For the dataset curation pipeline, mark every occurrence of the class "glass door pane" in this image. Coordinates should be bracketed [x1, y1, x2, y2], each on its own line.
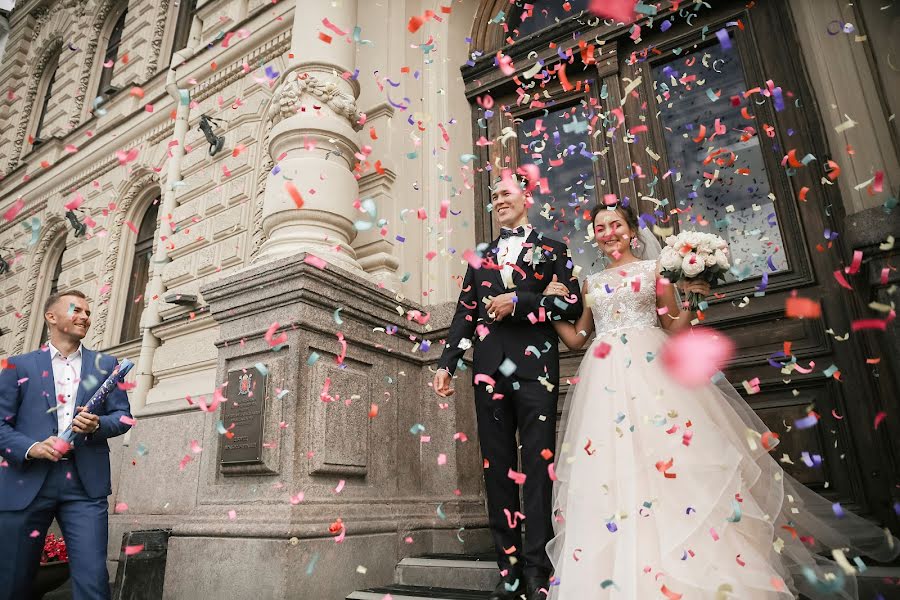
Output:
[516, 102, 604, 277]
[650, 38, 787, 281]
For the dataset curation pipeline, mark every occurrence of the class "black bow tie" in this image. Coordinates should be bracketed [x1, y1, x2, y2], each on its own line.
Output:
[500, 226, 526, 239]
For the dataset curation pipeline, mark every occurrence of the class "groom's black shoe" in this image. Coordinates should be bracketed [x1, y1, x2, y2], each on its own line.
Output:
[489, 569, 524, 600]
[524, 574, 550, 600]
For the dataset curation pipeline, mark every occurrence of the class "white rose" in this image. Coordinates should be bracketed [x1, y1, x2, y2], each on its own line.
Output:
[682, 253, 705, 277]
[660, 247, 681, 270]
[715, 249, 730, 269]
[703, 252, 717, 267]
[665, 235, 678, 247]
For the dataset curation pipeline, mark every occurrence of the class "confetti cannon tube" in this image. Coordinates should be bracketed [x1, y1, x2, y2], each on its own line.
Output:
[59, 359, 134, 444]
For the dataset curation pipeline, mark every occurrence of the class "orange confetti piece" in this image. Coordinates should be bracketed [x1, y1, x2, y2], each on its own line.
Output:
[285, 182, 304, 208]
[785, 297, 821, 319]
[318, 32, 332, 44]
[407, 15, 424, 33]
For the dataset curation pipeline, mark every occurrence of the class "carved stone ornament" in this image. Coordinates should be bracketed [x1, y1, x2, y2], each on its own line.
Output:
[266, 71, 363, 131]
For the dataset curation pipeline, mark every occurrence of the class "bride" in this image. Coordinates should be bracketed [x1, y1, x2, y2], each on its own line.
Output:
[539, 201, 898, 599]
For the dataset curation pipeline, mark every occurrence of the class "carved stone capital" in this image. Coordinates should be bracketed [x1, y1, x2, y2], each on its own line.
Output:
[267, 71, 362, 131]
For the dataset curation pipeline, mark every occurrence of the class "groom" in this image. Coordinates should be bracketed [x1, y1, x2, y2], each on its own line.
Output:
[433, 171, 583, 600]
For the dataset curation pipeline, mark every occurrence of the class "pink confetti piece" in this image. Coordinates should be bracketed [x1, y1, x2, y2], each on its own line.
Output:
[873, 170, 884, 193]
[709, 527, 720, 541]
[115, 148, 139, 165]
[228, 510, 237, 520]
[290, 492, 305, 505]
[504, 509, 526, 528]
[660, 327, 734, 387]
[548, 462, 557, 481]
[30, 530, 41, 538]
[303, 254, 327, 269]
[844, 250, 863, 275]
[124, 544, 144, 556]
[474, 373, 496, 387]
[589, 0, 636, 23]
[874, 411, 887, 429]
[334, 479, 346, 494]
[321, 17, 348, 36]
[593, 341, 612, 359]
[507, 468, 526, 485]
[265, 322, 288, 347]
[3, 198, 24, 222]
[833, 270, 854, 290]
[114, 502, 129, 513]
[453, 432, 468, 442]
[190, 440, 203, 453]
[178, 455, 192, 470]
[119, 415, 136, 426]
[437, 453, 447, 465]
[851, 318, 889, 332]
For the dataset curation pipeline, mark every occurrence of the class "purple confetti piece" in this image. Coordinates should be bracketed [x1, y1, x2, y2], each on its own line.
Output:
[716, 28, 732, 50]
[660, 19, 672, 32]
[606, 522, 618, 533]
[755, 271, 768, 292]
[772, 87, 785, 112]
[767, 255, 778, 272]
[832, 503, 845, 518]
[265, 65, 280, 80]
[767, 212, 777, 227]
[271, 165, 281, 176]
[794, 414, 819, 430]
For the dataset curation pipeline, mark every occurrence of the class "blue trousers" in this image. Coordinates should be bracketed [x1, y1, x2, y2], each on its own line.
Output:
[0, 460, 110, 600]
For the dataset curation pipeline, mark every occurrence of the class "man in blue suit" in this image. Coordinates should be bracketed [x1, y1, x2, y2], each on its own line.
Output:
[0, 289, 132, 600]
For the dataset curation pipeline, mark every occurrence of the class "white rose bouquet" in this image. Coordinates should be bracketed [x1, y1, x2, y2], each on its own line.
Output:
[659, 231, 730, 310]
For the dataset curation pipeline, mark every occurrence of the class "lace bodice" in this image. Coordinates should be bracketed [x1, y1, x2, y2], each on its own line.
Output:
[585, 260, 660, 335]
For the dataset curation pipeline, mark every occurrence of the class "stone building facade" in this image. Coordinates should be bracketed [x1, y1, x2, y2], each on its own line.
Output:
[0, 1, 897, 598]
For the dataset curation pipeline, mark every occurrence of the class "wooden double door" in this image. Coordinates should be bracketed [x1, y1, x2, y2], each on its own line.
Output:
[464, 0, 898, 532]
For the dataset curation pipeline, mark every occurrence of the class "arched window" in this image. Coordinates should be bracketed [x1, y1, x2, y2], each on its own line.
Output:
[97, 5, 128, 101]
[38, 250, 65, 346]
[33, 52, 61, 146]
[120, 198, 159, 343]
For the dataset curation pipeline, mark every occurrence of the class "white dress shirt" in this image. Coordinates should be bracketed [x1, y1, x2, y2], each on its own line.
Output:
[49, 342, 83, 435]
[497, 224, 533, 289]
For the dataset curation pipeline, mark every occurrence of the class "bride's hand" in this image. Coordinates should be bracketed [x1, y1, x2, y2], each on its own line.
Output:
[680, 278, 711, 297]
[543, 274, 569, 296]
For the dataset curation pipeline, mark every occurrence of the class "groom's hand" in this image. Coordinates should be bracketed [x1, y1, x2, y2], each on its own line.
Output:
[485, 293, 516, 321]
[433, 369, 454, 397]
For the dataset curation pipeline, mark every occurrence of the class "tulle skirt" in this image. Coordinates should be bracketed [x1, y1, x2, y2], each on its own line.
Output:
[547, 325, 897, 599]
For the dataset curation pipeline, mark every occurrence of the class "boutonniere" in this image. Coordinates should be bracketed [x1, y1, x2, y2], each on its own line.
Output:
[523, 245, 546, 269]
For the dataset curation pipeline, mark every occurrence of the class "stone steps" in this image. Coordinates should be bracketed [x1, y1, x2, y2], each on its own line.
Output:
[395, 553, 499, 591]
[346, 585, 493, 600]
[347, 553, 502, 600]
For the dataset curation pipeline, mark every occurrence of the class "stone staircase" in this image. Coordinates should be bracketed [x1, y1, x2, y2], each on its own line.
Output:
[346, 553, 900, 600]
[346, 553, 502, 600]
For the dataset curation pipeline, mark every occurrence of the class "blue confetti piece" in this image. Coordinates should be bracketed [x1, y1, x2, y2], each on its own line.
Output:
[716, 28, 732, 50]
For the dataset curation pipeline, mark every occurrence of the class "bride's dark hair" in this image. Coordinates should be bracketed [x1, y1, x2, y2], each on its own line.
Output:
[590, 200, 639, 235]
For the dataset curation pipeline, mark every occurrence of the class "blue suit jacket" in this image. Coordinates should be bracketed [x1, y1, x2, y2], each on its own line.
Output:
[0, 347, 133, 510]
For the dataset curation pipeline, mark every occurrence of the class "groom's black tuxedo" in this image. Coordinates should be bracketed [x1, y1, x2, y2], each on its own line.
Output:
[437, 229, 583, 381]
[437, 227, 583, 579]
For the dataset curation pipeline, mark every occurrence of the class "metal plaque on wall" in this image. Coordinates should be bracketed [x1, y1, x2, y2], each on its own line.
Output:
[220, 368, 268, 465]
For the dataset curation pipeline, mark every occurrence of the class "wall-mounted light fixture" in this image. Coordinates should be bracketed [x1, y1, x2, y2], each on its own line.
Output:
[198, 114, 226, 157]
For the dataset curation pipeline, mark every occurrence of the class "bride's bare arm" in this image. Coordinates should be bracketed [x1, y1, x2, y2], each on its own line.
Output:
[553, 280, 594, 350]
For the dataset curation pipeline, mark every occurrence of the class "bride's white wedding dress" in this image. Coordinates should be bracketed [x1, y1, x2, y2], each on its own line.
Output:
[547, 259, 898, 599]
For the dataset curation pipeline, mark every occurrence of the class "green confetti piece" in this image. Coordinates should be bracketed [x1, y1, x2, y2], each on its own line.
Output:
[307, 352, 320, 366]
[436, 503, 446, 520]
[726, 498, 742, 522]
[254, 363, 268, 375]
[823, 364, 840, 378]
[410, 423, 425, 435]
[333, 308, 344, 325]
[498, 358, 517, 377]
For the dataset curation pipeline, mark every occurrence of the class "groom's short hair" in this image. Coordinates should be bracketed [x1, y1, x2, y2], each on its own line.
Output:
[490, 172, 529, 192]
[44, 289, 88, 318]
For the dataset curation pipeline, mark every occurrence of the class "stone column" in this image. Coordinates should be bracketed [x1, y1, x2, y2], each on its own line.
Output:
[255, 0, 364, 270]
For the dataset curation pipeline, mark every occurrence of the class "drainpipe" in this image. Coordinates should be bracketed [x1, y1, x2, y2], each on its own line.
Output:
[130, 48, 193, 418]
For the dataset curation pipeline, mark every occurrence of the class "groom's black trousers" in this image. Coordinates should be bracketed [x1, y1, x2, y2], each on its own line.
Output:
[474, 370, 557, 577]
